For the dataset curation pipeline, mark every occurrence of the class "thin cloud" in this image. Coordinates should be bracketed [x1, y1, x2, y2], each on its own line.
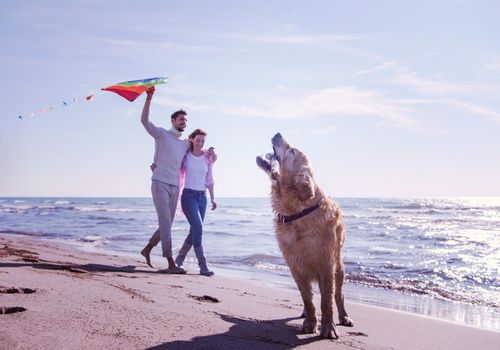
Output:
[392, 68, 500, 96]
[258, 34, 361, 44]
[156, 86, 416, 128]
[355, 61, 397, 76]
[395, 97, 500, 125]
[207, 32, 361, 45]
[354, 52, 438, 76]
[444, 99, 500, 124]
[354, 55, 500, 125]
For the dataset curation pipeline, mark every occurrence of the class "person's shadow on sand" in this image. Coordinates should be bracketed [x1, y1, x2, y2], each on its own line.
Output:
[146, 313, 331, 350]
[0, 262, 159, 274]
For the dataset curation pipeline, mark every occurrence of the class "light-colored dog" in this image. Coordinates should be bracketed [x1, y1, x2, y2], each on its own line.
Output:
[256, 133, 353, 339]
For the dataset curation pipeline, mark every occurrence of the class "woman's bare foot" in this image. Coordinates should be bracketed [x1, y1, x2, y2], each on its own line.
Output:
[140, 244, 154, 268]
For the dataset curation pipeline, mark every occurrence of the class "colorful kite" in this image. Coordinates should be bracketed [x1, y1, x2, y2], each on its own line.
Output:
[17, 76, 168, 119]
[101, 77, 168, 102]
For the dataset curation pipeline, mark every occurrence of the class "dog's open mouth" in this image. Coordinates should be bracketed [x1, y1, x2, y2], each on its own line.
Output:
[256, 153, 280, 180]
[256, 155, 272, 172]
[256, 133, 285, 181]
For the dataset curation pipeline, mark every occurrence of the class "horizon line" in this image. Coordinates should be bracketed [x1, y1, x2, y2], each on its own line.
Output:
[1, 195, 500, 199]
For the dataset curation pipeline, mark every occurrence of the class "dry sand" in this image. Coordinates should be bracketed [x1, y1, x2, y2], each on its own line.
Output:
[0, 234, 498, 349]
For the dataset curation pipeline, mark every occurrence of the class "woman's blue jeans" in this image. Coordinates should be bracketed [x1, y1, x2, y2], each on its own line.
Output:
[181, 188, 207, 248]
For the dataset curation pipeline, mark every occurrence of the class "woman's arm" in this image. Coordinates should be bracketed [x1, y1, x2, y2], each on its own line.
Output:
[208, 185, 217, 210]
[205, 151, 216, 210]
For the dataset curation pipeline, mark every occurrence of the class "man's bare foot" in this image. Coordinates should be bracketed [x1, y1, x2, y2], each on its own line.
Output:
[140, 245, 154, 268]
[159, 266, 186, 274]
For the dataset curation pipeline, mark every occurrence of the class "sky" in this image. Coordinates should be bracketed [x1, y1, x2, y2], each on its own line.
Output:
[1, 0, 499, 198]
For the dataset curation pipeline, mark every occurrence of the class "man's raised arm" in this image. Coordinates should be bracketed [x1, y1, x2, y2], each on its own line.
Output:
[141, 87, 159, 138]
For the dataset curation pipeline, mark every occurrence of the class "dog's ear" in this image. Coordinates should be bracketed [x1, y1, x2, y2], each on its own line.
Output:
[294, 168, 315, 201]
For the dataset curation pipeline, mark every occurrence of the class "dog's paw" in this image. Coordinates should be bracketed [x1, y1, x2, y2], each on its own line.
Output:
[301, 318, 317, 334]
[338, 316, 354, 327]
[320, 322, 339, 339]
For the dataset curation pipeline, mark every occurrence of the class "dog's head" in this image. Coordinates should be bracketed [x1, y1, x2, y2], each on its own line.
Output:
[256, 133, 316, 202]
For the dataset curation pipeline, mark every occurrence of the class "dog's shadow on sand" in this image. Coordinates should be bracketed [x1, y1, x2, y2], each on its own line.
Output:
[147, 313, 328, 350]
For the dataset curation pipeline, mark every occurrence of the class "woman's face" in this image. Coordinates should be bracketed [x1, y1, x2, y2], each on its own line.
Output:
[192, 134, 206, 151]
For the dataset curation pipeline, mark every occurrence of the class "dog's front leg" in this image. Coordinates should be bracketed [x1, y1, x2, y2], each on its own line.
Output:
[293, 272, 317, 334]
[318, 269, 338, 339]
[335, 258, 354, 327]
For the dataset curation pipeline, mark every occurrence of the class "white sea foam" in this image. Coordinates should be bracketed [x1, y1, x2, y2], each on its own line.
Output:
[74, 206, 152, 213]
[79, 235, 106, 243]
[54, 200, 72, 205]
[225, 209, 270, 216]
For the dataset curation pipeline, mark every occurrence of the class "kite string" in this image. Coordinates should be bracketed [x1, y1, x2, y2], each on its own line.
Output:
[17, 90, 101, 120]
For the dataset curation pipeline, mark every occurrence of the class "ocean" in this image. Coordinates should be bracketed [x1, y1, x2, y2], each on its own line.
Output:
[0, 196, 498, 331]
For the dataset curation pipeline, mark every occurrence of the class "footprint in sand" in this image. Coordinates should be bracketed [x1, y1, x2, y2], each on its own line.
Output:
[0, 287, 36, 294]
[189, 295, 220, 303]
[347, 331, 368, 337]
[1, 306, 27, 314]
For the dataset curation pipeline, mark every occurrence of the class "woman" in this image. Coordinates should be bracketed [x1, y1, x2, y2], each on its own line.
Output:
[175, 129, 217, 276]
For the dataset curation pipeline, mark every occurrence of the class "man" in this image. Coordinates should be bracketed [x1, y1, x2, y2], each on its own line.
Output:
[139, 87, 190, 273]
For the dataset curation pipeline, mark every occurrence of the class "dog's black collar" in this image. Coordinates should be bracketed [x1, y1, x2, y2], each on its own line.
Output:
[276, 203, 320, 224]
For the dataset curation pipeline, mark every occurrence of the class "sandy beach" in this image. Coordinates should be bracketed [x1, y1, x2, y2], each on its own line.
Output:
[0, 234, 498, 350]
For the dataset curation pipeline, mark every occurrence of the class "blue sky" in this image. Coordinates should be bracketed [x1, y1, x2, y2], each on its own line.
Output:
[1, 0, 499, 197]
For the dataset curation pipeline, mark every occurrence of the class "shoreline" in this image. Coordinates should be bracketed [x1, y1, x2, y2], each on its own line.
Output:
[5, 230, 499, 331]
[1, 234, 498, 349]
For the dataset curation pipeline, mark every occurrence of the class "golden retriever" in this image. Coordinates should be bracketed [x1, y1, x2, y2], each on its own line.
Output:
[256, 133, 353, 339]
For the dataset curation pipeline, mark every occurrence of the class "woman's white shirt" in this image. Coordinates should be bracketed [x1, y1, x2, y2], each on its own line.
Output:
[183, 152, 208, 191]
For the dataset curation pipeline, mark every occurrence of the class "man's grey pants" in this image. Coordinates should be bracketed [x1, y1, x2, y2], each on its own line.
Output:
[150, 180, 179, 258]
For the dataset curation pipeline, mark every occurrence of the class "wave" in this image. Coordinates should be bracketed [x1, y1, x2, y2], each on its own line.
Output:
[346, 272, 499, 308]
[215, 253, 284, 267]
[0, 229, 74, 239]
[0, 229, 50, 237]
[0, 204, 76, 213]
[74, 206, 153, 213]
[205, 230, 236, 237]
[85, 215, 136, 222]
[54, 200, 73, 205]
[78, 235, 108, 243]
[212, 253, 499, 308]
[224, 209, 270, 217]
[108, 235, 140, 242]
[0, 204, 150, 213]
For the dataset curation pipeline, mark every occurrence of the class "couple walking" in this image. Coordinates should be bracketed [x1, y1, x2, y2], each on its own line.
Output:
[140, 87, 216, 276]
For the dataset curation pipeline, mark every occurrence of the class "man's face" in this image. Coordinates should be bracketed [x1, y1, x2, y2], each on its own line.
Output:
[172, 114, 187, 132]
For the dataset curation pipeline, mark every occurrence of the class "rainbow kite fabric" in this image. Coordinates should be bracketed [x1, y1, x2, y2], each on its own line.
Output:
[101, 77, 168, 102]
